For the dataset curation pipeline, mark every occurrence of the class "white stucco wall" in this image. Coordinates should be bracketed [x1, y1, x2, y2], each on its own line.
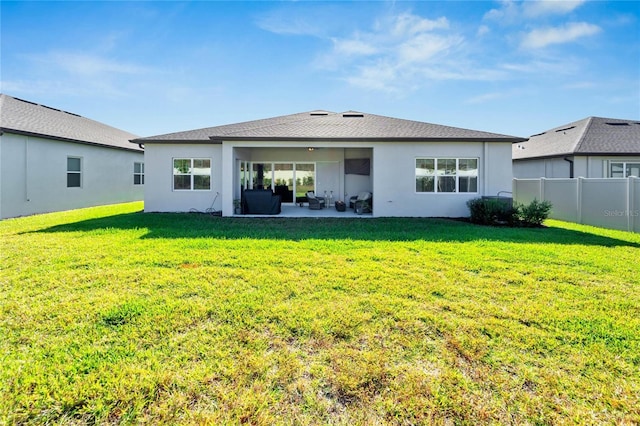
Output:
[585, 156, 640, 178]
[513, 157, 572, 178]
[373, 141, 512, 217]
[514, 156, 640, 178]
[143, 143, 223, 213]
[0, 132, 144, 219]
[145, 140, 512, 218]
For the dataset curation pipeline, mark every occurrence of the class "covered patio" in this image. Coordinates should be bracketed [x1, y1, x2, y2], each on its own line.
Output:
[236, 203, 373, 218]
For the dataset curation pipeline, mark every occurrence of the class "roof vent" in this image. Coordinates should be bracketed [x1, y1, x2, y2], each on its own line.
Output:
[555, 126, 575, 132]
[605, 122, 630, 126]
[343, 113, 364, 118]
[310, 112, 329, 116]
[39, 104, 82, 117]
[530, 132, 546, 137]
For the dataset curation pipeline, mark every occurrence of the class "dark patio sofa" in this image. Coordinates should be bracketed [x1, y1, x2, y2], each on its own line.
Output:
[242, 189, 281, 215]
[274, 185, 293, 203]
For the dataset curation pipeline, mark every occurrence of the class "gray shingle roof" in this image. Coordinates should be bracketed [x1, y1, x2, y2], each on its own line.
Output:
[0, 94, 141, 151]
[513, 116, 640, 160]
[134, 110, 524, 143]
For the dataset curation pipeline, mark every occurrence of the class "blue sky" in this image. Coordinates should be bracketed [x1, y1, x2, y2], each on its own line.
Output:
[1, 1, 638, 137]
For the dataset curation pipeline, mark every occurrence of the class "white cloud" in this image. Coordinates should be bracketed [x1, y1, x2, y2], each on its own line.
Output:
[331, 37, 378, 56]
[500, 58, 581, 75]
[313, 12, 484, 91]
[397, 33, 463, 64]
[256, 15, 323, 37]
[7, 50, 156, 99]
[523, 0, 586, 18]
[390, 14, 449, 37]
[483, 0, 521, 23]
[465, 91, 511, 105]
[477, 25, 490, 37]
[521, 22, 601, 49]
[0, 78, 129, 98]
[30, 51, 151, 76]
[346, 61, 399, 92]
[484, 0, 587, 22]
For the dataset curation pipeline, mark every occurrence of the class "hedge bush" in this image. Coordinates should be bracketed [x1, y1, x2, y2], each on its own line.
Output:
[467, 198, 552, 227]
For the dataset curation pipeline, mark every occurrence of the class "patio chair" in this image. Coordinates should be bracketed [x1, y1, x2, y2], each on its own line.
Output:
[352, 191, 372, 214]
[306, 191, 326, 210]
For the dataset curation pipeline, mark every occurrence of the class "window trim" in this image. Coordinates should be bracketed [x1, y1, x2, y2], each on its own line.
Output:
[415, 157, 479, 194]
[134, 162, 145, 185]
[610, 161, 640, 178]
[67, 156, 82, 188]
[172, 158, 212, 191]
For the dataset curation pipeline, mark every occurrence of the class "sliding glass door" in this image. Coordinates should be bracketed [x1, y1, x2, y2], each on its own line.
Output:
[295, 164, 315, 199]
[244, 162, 315, 204]
[274, 163, 294, 202]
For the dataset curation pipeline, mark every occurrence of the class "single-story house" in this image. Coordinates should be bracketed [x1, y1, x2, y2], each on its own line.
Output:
[132, 110, 524, 217]
[513, 116, 640, 179]
[0, 94, 144, 219]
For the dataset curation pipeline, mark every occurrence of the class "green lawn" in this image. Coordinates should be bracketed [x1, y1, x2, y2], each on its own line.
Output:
[1, 202, 639, 424]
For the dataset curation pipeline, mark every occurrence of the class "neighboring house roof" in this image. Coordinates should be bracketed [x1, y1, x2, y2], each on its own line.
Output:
[0, 94, 141, 152]
[133, 110, 525, 144]
[513, 116, 640, 160]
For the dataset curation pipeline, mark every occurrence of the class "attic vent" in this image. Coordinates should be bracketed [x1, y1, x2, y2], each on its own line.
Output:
[343, 113, 364, 118]
[310, 112, 329, 116]
[605, 122, 630, 126]
[555, 126, 575, 132]
[530, 132, 546, 137]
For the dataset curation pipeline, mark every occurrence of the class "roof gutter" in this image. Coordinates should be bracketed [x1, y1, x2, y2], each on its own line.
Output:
[3, 127, 144, 153]
[208, 136, 527, 143]
[515, 152, 640, 161]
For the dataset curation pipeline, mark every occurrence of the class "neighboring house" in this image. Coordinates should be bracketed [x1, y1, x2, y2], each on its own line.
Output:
[0, 94, 144, 219]
[133, 110, 523, 217]
[513, 116, 640, 179]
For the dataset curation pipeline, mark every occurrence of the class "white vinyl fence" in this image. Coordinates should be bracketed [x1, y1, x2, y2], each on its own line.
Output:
[513, 177, 640, 233]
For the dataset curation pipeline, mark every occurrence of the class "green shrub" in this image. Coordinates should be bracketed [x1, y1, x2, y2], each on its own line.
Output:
[467, 198, 552, 227]
[517, 198, 552, 227]
[467, 198, 518, 226]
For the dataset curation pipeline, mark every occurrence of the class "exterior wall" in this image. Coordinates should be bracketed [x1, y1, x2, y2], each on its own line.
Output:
[0, 132, 144, 219]
[148, 140, 512, 218]
[514, 156, 640, 179]
[344, 148, 373, 200]
[373, 141, 512, 217]
[143, 143, 223, 213]
[513, 158, 571, 178]
[586, 156, 640, 178]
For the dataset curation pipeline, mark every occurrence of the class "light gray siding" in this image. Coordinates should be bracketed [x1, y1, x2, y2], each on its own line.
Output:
[0, 132, 144, 219]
